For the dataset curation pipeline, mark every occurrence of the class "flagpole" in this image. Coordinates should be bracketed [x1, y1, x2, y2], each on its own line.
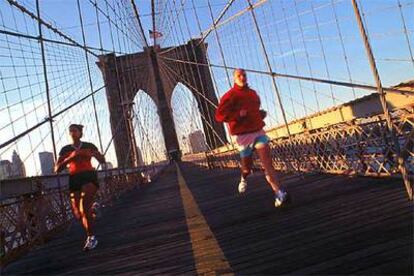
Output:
[151, 0, 156, 47]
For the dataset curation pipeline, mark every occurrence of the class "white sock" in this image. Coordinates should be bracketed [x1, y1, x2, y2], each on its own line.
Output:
[276, 190, 285, 197]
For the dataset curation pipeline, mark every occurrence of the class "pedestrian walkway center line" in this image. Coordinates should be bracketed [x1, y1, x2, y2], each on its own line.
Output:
[176, 164, 233, 275]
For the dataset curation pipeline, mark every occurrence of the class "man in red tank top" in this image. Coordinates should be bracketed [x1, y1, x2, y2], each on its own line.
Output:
[216, 69, 290, 208]
[55, 124, 105, 250]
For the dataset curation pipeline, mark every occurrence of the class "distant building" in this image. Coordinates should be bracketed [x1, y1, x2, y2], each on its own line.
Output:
[11, 150, 26, 178]
[39, 151, 54, 175]
[136, 147, 143, 166]
[188, 130, 207, 154]
[0, 160, 12, 180]
[181, 135, 190, 155]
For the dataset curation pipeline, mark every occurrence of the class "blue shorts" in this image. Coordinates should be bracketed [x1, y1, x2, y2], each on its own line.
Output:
[239, 135, 270, 158]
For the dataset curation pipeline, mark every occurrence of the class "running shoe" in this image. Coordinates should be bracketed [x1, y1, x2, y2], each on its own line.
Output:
[238, 177, 248, 193]
[83, 235, 98, 251]
[274, 190, 290, 208]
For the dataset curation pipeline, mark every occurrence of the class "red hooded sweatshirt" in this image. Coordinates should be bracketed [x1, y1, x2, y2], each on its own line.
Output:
[215, 84, 265, 135]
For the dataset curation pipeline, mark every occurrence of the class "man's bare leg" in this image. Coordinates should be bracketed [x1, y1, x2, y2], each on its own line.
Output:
[256, 144, 289, 207]
[238, 156, 253, 193]
[256, 144, 281, 193]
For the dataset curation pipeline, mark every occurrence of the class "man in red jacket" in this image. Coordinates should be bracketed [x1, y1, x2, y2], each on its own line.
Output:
[215, 69, 289, 207]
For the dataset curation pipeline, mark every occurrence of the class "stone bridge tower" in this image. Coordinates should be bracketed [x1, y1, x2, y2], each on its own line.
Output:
[97, 39, 227, 168]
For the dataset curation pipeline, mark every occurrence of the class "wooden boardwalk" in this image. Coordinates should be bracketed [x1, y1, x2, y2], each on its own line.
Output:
[4, 162, 413, 275]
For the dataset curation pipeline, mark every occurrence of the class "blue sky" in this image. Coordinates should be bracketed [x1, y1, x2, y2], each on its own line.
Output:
[0, 0, 413, 176]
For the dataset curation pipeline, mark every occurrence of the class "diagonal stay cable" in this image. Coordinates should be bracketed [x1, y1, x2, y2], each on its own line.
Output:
[159, 56, 411, 96]
[0, 85, 105, 151]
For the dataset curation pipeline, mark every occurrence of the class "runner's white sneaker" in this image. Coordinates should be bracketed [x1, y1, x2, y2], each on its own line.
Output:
[83, 235, 98, 251]
[238, 177, 248, 193]
[274, 190, 289, 208]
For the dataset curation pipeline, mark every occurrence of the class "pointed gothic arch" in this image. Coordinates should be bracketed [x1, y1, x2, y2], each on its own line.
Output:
[97, 39, 226, 167]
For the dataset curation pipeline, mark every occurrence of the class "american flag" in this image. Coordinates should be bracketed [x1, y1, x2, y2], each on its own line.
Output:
[149, 30, 163, 38]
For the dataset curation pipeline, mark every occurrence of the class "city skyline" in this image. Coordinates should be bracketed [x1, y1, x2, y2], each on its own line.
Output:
[39, 151, 54, 176]
[0, 150, 26, 180]
[189, 130, 208, 154]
